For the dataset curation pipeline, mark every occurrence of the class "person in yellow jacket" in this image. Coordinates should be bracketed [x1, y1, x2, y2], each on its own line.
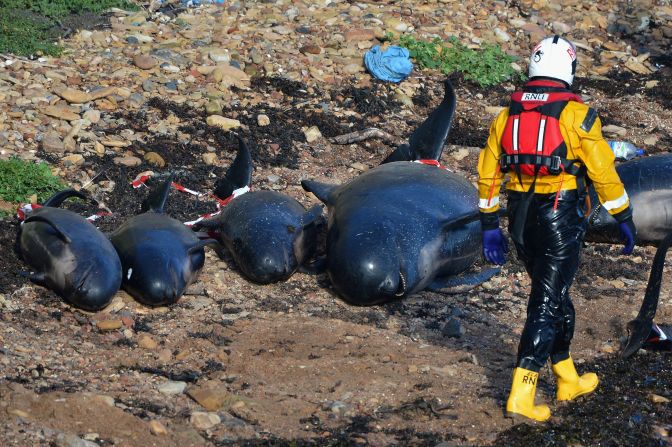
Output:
[477, 35, 637, 422]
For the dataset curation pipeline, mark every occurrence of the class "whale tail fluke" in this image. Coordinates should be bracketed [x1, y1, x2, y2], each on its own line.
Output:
[43, 189, 94, 208]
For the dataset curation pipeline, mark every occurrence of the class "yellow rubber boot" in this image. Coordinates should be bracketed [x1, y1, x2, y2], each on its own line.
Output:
[505, 368, 551, 422]
[552, 356, 598, 401]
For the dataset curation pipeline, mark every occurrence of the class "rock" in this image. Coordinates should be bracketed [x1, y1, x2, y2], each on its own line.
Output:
[190, 411, 221, 430]
[149, 420, 168, 436]
[551, 21, 572, 34]
[304, 126, 322, 143]
[494, 28, 511, 43]
[97, 319, 123, 330]
[602, 125, 627, 137]
[54, 87, 90, 104]
[138, 334, 158, 350]
[625, 58, 652, 75]
[202, 153, 218, 165]
[344, 29, 376, 41]
[187, 386, 244, 411]
[350, 162, 367, 171]
[158, 381, 187, 396]
[257, 114, 270, 126]
[650, 393, 670, 404]
[8, 409, 29, 418]
[645, 80, 659, 89]
[41, 132, 65, 153]
[55, 433, 99, 447]
[209, 50, 230, 63]
[441, 317, 465, 338]
[206, 115, 241, 130]
[62, 154, 84, 166]
[451, 148, 470, 161]
[300, 45, 322, 55]
[43, 106, 80, 121]
[384, 18, 408, 33]
[142, 80, 156, 92]
[113, 156, 143, 167]
[485, 106, 505, 115]
[205, 100, 222, 116]
[144, 152, 166, 168]
[133, 54, 158, 70]
[83, 109, 101, 124]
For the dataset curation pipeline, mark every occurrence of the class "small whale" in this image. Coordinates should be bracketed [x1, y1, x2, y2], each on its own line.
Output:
[302, 80, 498, 305]
[18, 190, 122, 311]
[194, 137, 325, 284]
[110, 175, 221, 306]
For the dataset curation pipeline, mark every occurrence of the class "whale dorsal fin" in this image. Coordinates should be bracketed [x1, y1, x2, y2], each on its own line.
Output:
[301, 180, 337, 205]
[43, 189, 93, 208]
[23, 214, 72, 243]
[215, 136, 253, 200]
[141, 173, 174, 213]
[382, 79, 456, 164]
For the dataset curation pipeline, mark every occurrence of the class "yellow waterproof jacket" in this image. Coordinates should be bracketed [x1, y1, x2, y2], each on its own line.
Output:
[478, 100, 630, 217]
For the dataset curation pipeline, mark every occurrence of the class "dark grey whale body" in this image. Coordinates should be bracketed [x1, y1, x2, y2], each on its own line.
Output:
[110, 177, 220, 306]
[302, 80, 497, 305]
[18, 190, 122, 311]
[194, 138, 324, 284]
[587, 154, 672, 245]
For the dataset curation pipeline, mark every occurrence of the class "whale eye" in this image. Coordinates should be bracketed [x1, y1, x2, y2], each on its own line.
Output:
[286, 225, 296, 234]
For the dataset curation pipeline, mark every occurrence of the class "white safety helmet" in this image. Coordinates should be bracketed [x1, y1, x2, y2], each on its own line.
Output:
[528, 36, 577, 86]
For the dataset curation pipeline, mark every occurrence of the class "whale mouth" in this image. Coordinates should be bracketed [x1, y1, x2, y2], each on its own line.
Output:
[395, 272, 406, 297]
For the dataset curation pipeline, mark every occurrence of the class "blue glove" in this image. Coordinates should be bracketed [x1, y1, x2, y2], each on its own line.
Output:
[483, 228, 509, 265]
[619, 218, 636, 255]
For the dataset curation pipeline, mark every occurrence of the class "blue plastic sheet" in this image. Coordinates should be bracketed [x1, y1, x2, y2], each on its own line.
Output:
[364, 45, 413, 83]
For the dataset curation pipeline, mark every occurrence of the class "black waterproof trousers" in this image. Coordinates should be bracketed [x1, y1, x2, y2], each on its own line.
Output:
[507, 189, 587, 372]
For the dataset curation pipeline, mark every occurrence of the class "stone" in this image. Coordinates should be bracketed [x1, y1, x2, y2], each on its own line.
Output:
[257, 114, 270, 126]
[158, 381, 187, 396]
[62, 154, 84, 166]
[300, 45, 322, 55]
[190, 412, 221, 430]
[83, 109, 101, 124]
[206, 115, 241, 130]
[187, 386, 243, 411]
[113, 156, 143, 167]
[625, 58, 652, 75]
[551, 21, 572, 34]
[54, 87, 90, 104]
[41, 132, 65, 153]
[645, 80, 659, 89]
[133, 54, 158, 70]
[205, 100, 223, 116]
[144, 152, 166, 168]
[55, 433, 99, 447]
[149, 420, 168, 435]
[209, 50, 230, 63]
[97, 319, 123, 330]
[202, 153, 218, 165]
[441, 317, 465, 338]
[602, 125, 627, 137]
[350, 162, 367, 171]
[304, 126, 322, 143]
[650, 393, 670, 404]
[43, 106, 80, 121]
[344, 29, 376, 41]
[138, 334, 158, 350]
[494, 28, 511, 43]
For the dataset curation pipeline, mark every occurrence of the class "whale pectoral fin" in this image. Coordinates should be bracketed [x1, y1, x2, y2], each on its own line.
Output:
[42, 189, 94, 208]
[428, 267, 501, 294]
[191, 217, 220, 232]
[189, 238, 226, 259]
[621, 230, 672, 358]
[23, 215, 72, 243]
[441, 211, 480, 232]
[301, 180, 337, 205]
[302, 205, 325, 228]
[141, 173, 174, 213]
[214, 136, 253, 200]
[298, 256, 327, 275]
[27, 271, 47, 286]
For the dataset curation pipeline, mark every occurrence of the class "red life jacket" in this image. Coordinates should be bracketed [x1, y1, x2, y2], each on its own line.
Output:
[500, 82, 585, 178]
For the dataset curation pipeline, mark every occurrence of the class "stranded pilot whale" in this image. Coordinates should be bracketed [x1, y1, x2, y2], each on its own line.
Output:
[586, 153, 672, 246]
[110, 175, 221, 306]
[301, 80, 498, 305]
[18, 189, 122, 311]
[193, 137, 325, 284]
